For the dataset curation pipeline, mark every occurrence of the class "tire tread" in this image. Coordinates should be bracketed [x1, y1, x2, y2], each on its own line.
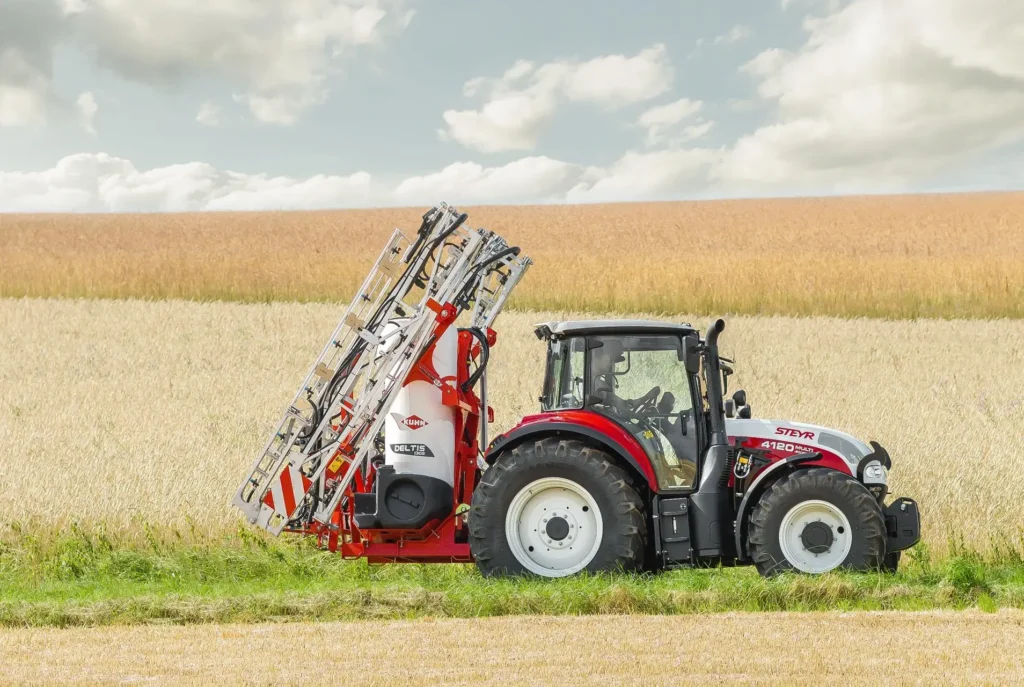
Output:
[470, 437, 647, 577]
[747, 468, 886, 577]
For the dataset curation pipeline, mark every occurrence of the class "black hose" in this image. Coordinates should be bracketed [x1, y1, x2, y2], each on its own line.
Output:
[405, 208, 445, 264]
[413, 212, 469, 286]
[453, 246, 522, 309]
[461, 327, 490, 393]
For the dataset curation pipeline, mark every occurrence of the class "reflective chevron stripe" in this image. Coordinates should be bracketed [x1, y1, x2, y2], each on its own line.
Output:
[263, 464, 311, 519]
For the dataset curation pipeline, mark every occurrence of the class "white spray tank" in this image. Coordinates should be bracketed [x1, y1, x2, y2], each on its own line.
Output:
[377, 319, 458, 486]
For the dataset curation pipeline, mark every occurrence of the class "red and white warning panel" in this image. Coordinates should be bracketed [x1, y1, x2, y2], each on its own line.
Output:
[257, 463, 313, 531]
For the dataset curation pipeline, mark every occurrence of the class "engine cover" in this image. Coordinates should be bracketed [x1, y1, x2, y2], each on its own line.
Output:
[726, 418, 872, 475]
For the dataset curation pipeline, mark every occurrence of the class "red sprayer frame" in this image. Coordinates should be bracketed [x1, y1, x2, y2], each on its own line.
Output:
[285, 304, 495, 564]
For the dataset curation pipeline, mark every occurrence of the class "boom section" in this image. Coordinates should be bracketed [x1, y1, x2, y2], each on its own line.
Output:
[230, 203, 531, 535]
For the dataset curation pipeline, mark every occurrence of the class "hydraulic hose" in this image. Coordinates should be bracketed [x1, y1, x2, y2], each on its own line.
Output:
[461, 327, 490, 393]
[454, 246, 522, 309]
[413, 212, 469, 287]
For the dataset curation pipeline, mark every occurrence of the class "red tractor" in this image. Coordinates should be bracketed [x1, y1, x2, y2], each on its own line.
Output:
[232, 204, 920, 578]
[474, 318, 919, 576]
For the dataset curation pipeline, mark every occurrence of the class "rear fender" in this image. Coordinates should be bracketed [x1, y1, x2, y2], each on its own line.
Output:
[486, 411, 658, 490]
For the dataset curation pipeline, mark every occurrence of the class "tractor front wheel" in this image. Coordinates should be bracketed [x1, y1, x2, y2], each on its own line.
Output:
[469, 438, 646, 578]
[748, 468, 886, 577]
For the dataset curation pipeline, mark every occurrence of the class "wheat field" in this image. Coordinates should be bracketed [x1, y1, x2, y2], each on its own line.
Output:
[1, 297, 1021, 550]
[4, 192, 1024, 318]
[4, 611, 1024, 685]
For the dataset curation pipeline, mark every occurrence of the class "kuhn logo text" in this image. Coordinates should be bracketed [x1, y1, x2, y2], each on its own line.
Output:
[401, 415, 428, 430]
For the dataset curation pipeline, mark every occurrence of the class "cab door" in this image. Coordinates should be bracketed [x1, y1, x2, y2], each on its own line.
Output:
[583, 334, 702, 491]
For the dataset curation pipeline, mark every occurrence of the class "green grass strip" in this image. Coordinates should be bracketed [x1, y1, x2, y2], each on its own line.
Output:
[2, 532, 1023, 627]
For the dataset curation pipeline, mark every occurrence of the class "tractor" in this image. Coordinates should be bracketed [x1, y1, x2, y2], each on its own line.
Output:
[231, 203, 920, 578]
[473, 318, 920, 577]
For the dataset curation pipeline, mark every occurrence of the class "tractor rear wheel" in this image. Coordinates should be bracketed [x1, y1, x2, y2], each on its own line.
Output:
[748, 468, 886, 577]
[469, 438, 646, 578]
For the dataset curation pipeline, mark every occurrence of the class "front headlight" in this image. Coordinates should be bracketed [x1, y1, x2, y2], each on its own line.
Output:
[863, 461, 888, 482]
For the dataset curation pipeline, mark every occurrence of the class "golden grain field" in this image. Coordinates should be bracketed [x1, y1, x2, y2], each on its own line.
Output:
[4, 192, 1024, 318]
[3, 611, 1024, 685]
[1, 297, 1021, 550]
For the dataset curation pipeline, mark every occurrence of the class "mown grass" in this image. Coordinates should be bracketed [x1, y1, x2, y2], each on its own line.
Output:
[2, 525, 1023, 628]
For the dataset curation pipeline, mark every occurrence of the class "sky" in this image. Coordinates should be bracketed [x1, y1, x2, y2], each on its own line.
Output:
[0, 0, 1022, 212]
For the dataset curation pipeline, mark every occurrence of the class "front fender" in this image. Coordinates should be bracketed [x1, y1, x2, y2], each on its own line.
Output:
[733, 452, 822, 563]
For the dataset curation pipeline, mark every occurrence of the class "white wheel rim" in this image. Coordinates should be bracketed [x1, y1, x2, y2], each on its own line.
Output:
[504, 477, 603, 577]
[778, 499, 853, 574]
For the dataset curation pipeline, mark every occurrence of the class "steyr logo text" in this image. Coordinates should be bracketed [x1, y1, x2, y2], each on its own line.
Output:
[775, 427, 815, 440]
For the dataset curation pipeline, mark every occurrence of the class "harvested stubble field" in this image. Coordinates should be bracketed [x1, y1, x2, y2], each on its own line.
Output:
[3, 192, 1024, 318]
[4, 611, 1024, 686]
[1, 297, 1022, 551]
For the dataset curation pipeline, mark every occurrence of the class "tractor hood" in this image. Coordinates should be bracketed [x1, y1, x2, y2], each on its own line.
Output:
[725, 418, 873, 469]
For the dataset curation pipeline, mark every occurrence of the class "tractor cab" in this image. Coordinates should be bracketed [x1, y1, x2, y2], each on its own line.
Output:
[533, 320, 707, 491]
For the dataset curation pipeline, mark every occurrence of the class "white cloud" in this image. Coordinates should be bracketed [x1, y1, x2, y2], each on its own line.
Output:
[76, 91, 97, 134]
[77, 0, 409, 125]
[440, 93, 556, 154]
[0, 148, 723, 211]
[714, 25, 752, 45]
[567, 148, 721, 203]
[637, 98, 709, 146]
[0, 153, 372, 212]
[195, 101, 221, 127]
[394, 157, 585, 205]
[0, 0, 412, 128]
[441, 45, 674, 153]
[679, 121, 715, 143]
[0, 1, 67, 128]
[560, 45, 675, 107]
[719, 0, 1024, 190]
[0, 77, 49, 128]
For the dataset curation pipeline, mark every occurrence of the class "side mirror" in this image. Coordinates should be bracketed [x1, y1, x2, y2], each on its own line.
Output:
[723, 398, 737, 418]
[738, 404, 752, 419]
[682, 336, 701, 375]
[732, 389, 747, 406]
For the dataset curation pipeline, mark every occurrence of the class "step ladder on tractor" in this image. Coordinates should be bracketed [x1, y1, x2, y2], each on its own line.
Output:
[232, 203, 920, 577]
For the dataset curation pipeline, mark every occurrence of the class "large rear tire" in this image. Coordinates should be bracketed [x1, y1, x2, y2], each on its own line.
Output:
[882, 551, 901, 573]
[469, 438, 646, 578]
[748, 468, 886, 577]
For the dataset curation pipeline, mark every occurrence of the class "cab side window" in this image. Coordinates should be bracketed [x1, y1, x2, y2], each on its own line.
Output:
[541, 337, 586, 410]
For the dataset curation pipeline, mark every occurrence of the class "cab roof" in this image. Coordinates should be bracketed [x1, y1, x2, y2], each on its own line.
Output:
[534, 319, 697, 339]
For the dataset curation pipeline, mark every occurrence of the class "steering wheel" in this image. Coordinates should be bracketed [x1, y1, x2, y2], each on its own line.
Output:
[629, 386, 661, 415]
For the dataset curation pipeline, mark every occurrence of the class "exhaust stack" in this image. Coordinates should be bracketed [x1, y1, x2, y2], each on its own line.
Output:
[689, 318, 734, 558]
